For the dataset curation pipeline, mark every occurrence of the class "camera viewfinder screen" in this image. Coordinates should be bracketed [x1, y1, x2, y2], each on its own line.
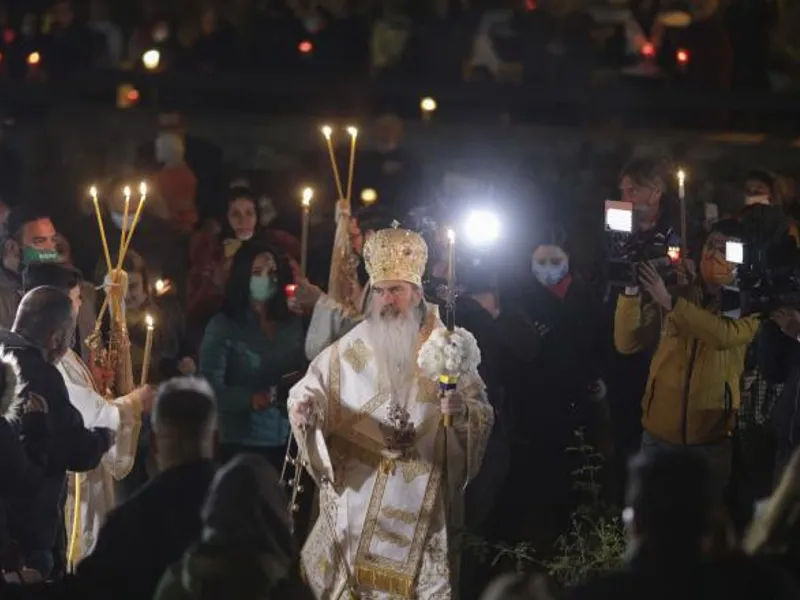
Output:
[605, 201, 633, 233]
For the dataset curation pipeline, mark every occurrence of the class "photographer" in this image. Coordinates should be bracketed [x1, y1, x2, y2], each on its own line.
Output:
[614, 224, 760, 489]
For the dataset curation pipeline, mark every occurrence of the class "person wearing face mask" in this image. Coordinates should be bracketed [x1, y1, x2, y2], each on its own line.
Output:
[199, 242, 304, 470]
[0, 287, 114, 579]
[496, 230, 607, 552]
[614, 220, 761, 492]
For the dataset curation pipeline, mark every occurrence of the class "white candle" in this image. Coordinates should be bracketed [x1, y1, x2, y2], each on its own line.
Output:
[301, 187, 314, 277]
[140, 314, 154, 386]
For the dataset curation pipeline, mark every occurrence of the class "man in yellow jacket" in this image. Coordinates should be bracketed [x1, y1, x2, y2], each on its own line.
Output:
[614, 228, 760, 488]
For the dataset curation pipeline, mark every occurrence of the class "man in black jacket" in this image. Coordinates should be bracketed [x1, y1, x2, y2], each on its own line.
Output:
[0, 286, 114, 579]
[77, 377, 217, 600]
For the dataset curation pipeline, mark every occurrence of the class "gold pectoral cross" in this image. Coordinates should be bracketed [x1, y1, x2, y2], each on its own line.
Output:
[380, 403, 416, 457]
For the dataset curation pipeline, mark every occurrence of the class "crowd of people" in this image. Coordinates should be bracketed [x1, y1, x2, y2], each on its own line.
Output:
[0, 0, 791, 89]
[0, 65, 799, 599]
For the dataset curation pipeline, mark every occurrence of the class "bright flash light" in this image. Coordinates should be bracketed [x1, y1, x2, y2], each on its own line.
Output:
[420, 97, 437, 113]
[726, 241, 744, 265]
[301, 187, 314, 207]
[605, 201, 633, 233]
[347, 126, 358, 137]
[360, 188, 377, 204]
[27, 51, 40, 66]
[321, 125, 333, 138]
[142, 49, 160, 70]
[464, 210, 499, 246]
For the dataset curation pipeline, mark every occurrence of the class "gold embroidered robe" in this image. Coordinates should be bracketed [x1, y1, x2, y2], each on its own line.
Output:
[288, 307, 494, 600]
[58, 350, 142, 563]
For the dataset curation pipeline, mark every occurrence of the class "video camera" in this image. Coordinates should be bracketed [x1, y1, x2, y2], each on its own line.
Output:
[604, 200, 682, 287]
[727, 205, 800, 314]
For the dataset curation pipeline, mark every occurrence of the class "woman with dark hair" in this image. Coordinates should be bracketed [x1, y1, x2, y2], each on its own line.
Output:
[154, 454, 313, 600]
[187, 186, 262, 330]
[199, 241, 304, 468]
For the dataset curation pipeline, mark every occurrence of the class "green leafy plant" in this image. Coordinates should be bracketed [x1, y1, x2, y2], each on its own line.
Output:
[542, 428, 626, 586]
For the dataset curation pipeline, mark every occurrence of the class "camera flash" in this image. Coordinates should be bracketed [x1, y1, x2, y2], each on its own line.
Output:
[605, 201, 633, 233]
[725, 241, 744, 265]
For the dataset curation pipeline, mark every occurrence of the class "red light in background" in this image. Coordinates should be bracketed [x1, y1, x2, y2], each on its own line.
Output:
[127, 88, 140, 102]
[668, 246, 681, 263]
[2, 29, 14, 45]
[285, 284, 297, 299]
[525, 0, 536, 10]
[298, 40, 313, 54]
[0, 52, 3, 63]
[641, 42, 655, 58]
[27, 51, 40, 66]
[676, 49, 689, 65]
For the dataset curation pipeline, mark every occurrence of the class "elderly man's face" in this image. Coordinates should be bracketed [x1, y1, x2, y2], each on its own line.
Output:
[372, 280, 421, 319]
[21, 218, 57, 251]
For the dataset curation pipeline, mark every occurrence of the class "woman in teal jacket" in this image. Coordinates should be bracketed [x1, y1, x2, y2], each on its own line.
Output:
[199, 241, 305, 468]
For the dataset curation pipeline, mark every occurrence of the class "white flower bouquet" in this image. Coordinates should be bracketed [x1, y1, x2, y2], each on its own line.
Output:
[417, 326, 482, 382]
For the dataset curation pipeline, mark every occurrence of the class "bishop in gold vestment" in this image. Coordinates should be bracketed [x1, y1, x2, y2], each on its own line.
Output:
[289, 228, 494, 599]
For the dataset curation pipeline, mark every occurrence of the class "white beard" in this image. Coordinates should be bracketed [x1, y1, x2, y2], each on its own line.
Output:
[366, 304, 422, 399]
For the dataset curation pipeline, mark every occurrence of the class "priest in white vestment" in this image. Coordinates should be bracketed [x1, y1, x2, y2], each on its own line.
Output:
[59, 349, 153, 565]
[288, 227, 494, 599]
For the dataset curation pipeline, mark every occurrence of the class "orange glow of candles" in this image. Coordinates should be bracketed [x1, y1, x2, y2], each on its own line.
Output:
[345, 126, 358, 203]
[90, 185, 113, 273]
[140, 314, 154, 385]
[300, 187, 314, 277]
[321, 125, 345, 201]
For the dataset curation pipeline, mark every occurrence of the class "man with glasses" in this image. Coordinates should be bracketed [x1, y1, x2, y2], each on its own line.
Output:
[614, 220, 760, 490]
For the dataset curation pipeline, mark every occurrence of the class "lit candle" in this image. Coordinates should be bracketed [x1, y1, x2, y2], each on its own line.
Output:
[346, 126, 358, 203]
[140, 314, 154, 386]
[119, 181, 147, 263]
[116, 185, 131, 271]
[300, 187, 314, 277]
[90, 185, 113, 273]
[420, 97, 437, 121]
[321, 125, 345, 201]
[155, 279, 166, 296]
[677, 168, 688, 255]
[446, 228, 456, 287]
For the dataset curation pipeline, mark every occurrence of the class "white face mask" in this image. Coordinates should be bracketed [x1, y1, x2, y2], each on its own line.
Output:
[745, 195, 770, 206]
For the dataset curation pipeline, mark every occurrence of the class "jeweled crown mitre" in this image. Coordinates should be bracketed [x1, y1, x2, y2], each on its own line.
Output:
[363, 226, 428, 287]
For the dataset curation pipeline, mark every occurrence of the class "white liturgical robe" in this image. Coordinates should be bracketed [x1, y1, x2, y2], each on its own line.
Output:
[58, 350, 142, 565]
[288, 305, 494, 599]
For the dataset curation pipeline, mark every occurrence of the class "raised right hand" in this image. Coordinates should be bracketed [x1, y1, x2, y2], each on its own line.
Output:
[131, 386, 156, 415]
[289, 398, 317, 430]
[292, 279, 323, 312]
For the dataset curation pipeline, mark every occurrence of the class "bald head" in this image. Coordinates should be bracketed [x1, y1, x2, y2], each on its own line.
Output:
[151, 377, 218, 471]
[13, 286, 75, 363]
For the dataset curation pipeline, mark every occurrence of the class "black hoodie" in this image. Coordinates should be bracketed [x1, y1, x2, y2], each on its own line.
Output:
[0, 329, 112, 557]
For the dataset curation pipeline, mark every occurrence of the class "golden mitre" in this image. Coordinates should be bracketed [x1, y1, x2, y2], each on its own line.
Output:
[363, 226, 428, 287]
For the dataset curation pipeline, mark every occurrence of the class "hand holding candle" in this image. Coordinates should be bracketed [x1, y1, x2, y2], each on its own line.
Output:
[140, 314, 155, 386]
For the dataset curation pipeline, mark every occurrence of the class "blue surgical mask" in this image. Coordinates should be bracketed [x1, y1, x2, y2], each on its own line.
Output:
[532, 261, 569, 286]
[250, 275, 277, 302]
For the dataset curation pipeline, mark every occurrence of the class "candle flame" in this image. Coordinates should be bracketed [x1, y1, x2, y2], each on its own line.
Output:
[321, 125, 333, 139]
[677, 168, 686, 183]
[446, 228, 456, 243]
[123, 185, 131, 198]
[89, 185, 98, 198]
[301, 187, 314, 207]
[139, 181, 148, 196]
[145, 314, 154, 328]
[155, 279, 165, 293]
[346, 126, 358, 137]
[420, 97, 437, 112]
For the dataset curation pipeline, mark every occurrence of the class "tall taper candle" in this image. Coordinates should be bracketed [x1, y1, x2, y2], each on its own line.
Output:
[90, 186, 114, 273]
[301, 187, 314, 277]
[140, 314, 154, 386]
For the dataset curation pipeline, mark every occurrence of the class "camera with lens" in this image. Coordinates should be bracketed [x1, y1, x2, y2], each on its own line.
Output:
[728, 205, 800, 315]
[604, 200, 682, 287]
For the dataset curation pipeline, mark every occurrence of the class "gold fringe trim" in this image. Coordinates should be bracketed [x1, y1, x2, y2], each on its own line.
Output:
[66, 472, 82, 572]
[355, 564, 415, 598]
